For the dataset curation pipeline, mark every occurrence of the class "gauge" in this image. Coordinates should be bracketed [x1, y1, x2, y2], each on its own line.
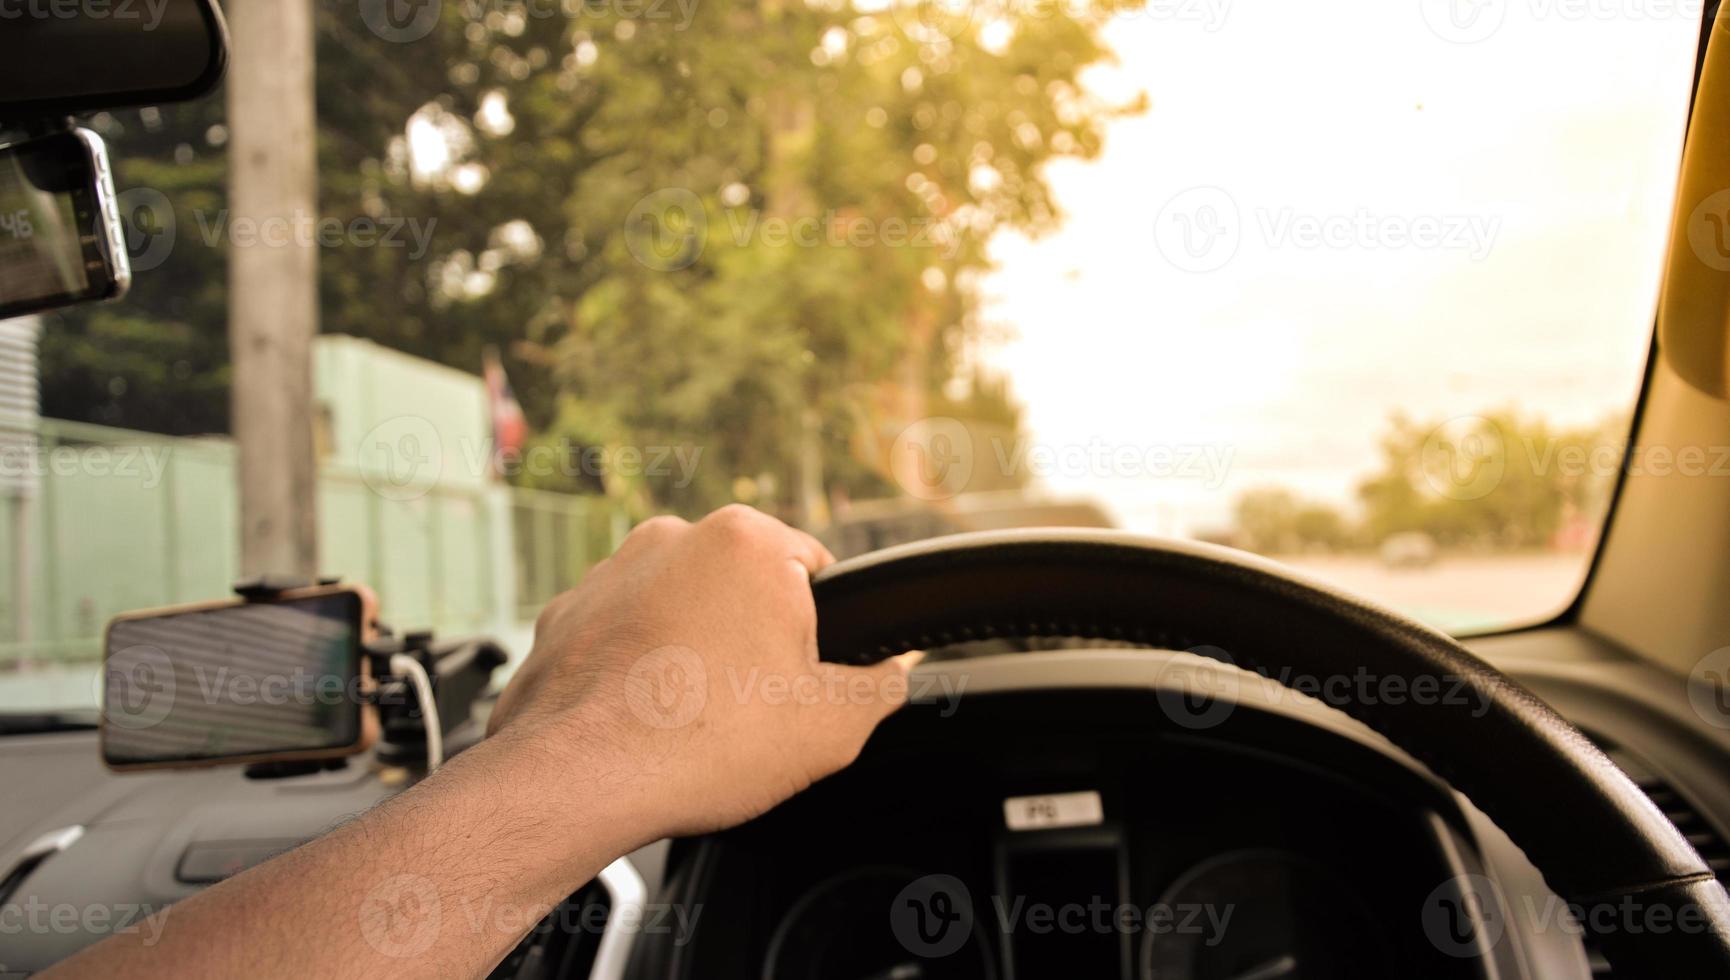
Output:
[1142, 849, 1391, 980]
[765, 866, 997, 980]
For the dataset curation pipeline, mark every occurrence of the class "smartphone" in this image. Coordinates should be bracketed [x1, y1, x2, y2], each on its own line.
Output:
[0, 128, 130, 321]
[101, 586, 380, 771]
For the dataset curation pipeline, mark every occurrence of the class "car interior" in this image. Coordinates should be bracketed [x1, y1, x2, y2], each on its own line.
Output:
[5, 1, 1730, 979]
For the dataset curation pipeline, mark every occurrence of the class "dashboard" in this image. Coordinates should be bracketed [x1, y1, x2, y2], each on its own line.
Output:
[3, 627, 1730, 979]
[642, 686, 1486, 980]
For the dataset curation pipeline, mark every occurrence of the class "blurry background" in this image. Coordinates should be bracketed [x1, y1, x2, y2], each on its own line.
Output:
[0, 0, 1703, 708]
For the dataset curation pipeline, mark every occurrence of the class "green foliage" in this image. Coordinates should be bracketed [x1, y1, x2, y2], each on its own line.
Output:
[1356, 410, 1622, 550]
[1233, 410, 1628, 555]
[1234, 486, 1352, 555]
[42, 1, 1139, 522]
[439, 0, 1139, 516]
[41, 103, 230, 432]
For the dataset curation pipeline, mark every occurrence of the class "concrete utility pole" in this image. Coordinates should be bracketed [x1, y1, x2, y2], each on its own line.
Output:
[226, 0, 320, 577]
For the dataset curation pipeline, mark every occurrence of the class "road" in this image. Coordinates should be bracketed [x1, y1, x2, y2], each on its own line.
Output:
[1276, 552, 1590, 634]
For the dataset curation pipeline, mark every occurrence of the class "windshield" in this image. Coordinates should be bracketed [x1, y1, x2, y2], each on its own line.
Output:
[0, 0, 1702, 718]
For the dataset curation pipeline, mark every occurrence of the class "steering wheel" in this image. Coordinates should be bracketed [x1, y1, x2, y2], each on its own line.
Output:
[810, 530, 1730, 976]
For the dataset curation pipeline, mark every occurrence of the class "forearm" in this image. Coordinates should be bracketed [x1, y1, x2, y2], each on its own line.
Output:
[42, 729, 647, 980]
[44, 507, 902, 978]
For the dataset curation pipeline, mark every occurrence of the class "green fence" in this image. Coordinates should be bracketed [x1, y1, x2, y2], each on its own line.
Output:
[509, 486, 628, 622]
[0, 419, 626, 667]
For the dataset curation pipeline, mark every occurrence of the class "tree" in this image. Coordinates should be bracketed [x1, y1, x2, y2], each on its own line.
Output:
[1233, 487, 1350, 555]
[41, 0, 1145, 525]
[1355, 410, 1624, 550]
[521, 0, 1141, 516]
[39, 101, 231, 434]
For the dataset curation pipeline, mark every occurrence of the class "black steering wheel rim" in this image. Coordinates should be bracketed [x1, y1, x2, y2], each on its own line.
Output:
[811, 529, 1730, 976]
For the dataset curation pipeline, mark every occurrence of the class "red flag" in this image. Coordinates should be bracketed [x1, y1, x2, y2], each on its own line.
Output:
[483, 346, 527, 479]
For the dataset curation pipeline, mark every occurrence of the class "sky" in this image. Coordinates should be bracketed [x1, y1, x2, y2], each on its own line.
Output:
[977, 0, 1701, 534]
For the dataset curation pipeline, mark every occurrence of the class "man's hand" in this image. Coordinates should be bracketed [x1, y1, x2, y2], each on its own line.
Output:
[489, 504, 915, 841]
[44, 505, 913, 980]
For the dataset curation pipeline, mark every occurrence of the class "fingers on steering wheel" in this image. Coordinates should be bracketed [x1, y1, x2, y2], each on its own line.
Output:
[786, 527, 836, 577]
[820, 651, 922, 728]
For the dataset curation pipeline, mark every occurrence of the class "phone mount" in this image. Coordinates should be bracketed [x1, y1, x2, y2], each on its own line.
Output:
[367, 630, 507, 770]
[229, 576, 505, 780]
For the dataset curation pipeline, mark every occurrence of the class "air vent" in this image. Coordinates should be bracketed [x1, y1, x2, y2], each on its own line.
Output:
[0, 825, 82, 906]
[1595, 740, 1730, 887]
[1581, 734, 1730, 976]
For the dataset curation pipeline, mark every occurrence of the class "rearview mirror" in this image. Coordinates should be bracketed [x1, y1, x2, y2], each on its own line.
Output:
[0, 0, 228, 120]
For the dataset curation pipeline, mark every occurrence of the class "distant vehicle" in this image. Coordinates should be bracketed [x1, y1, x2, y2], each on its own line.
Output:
[1379, 531, 1438, 569]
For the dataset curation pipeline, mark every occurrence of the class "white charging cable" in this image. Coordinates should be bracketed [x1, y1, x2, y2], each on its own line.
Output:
[389, 653, 443, 771]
